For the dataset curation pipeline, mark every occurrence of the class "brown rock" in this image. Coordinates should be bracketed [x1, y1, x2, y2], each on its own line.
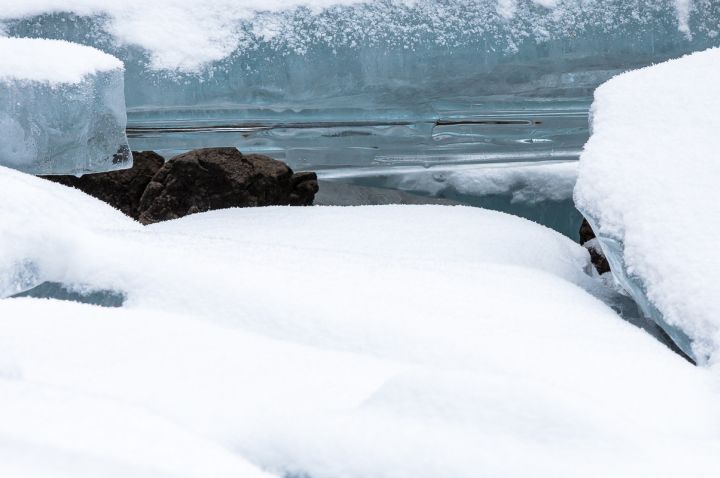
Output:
[579, 218, 611, 275]
[137, 148, 316, 224]
[290, 171, 320, 206]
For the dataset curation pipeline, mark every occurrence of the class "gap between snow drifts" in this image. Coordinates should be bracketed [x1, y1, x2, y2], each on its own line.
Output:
[0, 0, 700, 72]
[11, 282, 126, 308]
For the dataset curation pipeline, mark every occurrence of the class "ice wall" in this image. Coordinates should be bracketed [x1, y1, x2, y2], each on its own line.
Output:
[1, 1, 718, 172]
[0, 38, 131, 175]
[2, 1, 715, 105]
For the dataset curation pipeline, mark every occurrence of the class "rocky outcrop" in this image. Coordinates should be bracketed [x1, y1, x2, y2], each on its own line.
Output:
[579, 218, 610, 274]
[41, 148, 318, 224]
[42, 151, 164, 218]
[137, 148, 317, 224]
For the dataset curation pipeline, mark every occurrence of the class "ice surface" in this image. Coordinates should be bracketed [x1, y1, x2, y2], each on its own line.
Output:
[2, 1, 718, 171]
[0, 38, 130, 175]
[326, 161, 583, 237]
[575, 47, 720, 364]
[2, 165, 720, 476]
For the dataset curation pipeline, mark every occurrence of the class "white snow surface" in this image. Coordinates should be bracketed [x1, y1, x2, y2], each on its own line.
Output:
[2, 164, 720, 476]
[0, 37, 122, 84]
[575, 47, 720, 363]
[0, 0, 696, 71]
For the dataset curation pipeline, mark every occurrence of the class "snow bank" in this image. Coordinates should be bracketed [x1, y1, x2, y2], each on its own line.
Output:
[0, 375, 273, 478]
[575, 47, 720, 363]
[0, 166, 137, 296]
[0, 37, 122, 84]
[0, 38, 130, 175]
[2, 165, 720, 476]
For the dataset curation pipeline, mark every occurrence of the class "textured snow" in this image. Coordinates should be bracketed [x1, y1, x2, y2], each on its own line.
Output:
[2, 165, 720, 476]
[575, 47, 720, 363]
[0, 0, 700, 71]
[0, 37, 122, 84]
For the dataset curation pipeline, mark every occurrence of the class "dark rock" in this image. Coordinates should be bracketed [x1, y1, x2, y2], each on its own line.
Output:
[40, 148, 317, 224]
[137, 148, 315, 224]
[579, 218, 611, 274]
[42, 151, 164, 218]
[290, 172, 319, 206]
[579, 218, 596, 245]
[586, 240, 611, 275]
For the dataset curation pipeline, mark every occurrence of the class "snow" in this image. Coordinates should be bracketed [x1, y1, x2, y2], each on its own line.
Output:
[0, 37, 122, 84]
[2, 164, 720, 476]
[0, 0, 698, 71]
[575, 47, 720, 363]
[0, 376, 273, 478]
[376, 161, 578, 204]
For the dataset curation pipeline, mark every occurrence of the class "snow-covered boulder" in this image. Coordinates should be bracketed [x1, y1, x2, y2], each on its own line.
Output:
[0, 37, 130, 175]
[575, 47, 720, 364]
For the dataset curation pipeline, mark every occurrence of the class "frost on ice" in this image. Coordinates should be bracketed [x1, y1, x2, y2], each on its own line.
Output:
[575, 47, 720, 364]
[1, 0, 715, 107]
[0, 38, 130, 175]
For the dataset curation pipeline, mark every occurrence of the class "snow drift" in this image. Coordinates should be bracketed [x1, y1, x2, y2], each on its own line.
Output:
[575, 47, 720, 364]
[1, 164, 720, 476]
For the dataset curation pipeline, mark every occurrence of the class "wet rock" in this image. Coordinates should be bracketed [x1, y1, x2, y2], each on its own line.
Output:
[290, 171, 320, 206]
[579, 218, 611, 274]
[137, 148, 315, 224]
[579, 218, 596, 245]
[42, 151, 164, 218]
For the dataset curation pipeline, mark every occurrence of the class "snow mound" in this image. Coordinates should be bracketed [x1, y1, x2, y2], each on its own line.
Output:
[0, 375, 273, 478]
[2, 165, 720, 476]
[0, 37, 122, 84]
[575, 47, 720, 363]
